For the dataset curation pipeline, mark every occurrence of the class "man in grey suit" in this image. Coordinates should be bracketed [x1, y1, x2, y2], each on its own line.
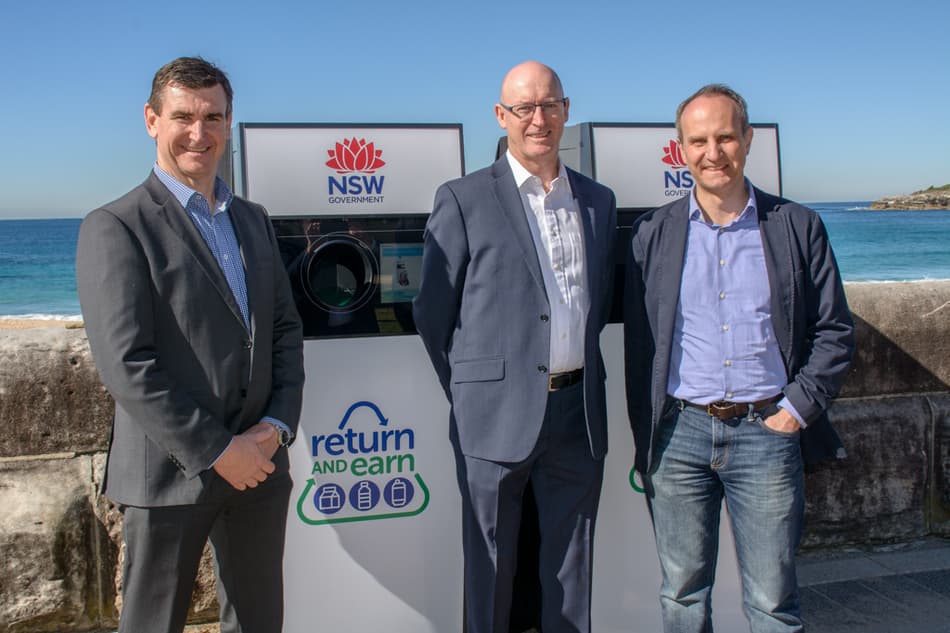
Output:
[413, 61, 617, 633]
[624, 84, 854, 632]
[76, 57, 304, 633]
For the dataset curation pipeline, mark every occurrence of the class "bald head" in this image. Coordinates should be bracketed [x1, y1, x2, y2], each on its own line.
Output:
[500, 61, 563, 104]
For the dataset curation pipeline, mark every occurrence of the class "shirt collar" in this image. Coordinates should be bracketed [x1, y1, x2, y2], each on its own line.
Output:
[153, 164, 233, 215]
[688, 178, 757, 226]
[506, 150, 569, 191]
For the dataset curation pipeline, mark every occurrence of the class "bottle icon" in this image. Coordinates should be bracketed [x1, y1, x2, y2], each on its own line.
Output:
[357, 481, 373, 510]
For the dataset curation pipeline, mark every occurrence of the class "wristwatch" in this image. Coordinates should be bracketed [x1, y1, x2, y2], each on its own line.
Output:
[268, 422, 295, 448]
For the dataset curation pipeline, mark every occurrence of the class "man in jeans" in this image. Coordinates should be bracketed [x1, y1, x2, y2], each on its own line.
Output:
[623, 84, 854, 631]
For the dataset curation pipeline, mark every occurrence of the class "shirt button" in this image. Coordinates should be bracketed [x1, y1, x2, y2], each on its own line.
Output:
[537, 365, 548, 373]
[724, 360, 732, 367]
[719, 259, 726, 267]
[721, 324, 729, 332]
[726, 392, 734, 399]
[243, 340, 252, 349]
[719, 292, 726, 299]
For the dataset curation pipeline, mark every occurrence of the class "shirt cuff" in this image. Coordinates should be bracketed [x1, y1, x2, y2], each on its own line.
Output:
[778, 397, 807, 428]
[261, 416, 292, 435]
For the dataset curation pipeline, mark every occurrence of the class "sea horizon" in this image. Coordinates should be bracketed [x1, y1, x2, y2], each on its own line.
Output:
[2, 204, 950, 319]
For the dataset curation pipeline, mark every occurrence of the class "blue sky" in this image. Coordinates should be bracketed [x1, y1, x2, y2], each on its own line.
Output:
[1, 0, 947, 218]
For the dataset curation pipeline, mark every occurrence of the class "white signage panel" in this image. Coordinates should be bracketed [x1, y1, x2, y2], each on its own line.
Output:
[283, 337, 461, 633]
[588, 124, 780, 208]
[241, 125, 463, 216]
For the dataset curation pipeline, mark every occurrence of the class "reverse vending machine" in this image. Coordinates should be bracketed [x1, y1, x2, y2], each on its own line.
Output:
[236, 124, 464, 633]
[559, 123, 783, 632]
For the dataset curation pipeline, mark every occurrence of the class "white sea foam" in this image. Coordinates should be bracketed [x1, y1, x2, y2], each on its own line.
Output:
[843, 278, 950, 284]
[0, 314, 83, 321]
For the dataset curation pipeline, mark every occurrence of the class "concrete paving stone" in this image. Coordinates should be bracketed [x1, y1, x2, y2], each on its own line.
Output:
[800, 586, 876, 631]
[809, 580, 907, 625]
[869, 543, 950, 575]
[861, 574, 950, 618]
[802, 574, 950, 633]
[906, 569, 950, 598]
[797, 554, 891, 586]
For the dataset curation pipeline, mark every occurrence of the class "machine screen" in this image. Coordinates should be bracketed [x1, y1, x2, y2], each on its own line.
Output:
[379, 243, 423, 304]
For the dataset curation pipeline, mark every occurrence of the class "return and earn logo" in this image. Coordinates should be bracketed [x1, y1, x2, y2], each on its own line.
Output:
[296, 400, 430, 526]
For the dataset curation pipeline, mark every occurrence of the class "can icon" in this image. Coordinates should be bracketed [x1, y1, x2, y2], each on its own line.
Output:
[384, 477, 415, 508]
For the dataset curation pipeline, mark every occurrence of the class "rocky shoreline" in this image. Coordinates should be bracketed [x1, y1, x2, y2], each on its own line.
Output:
[871, 189, 950, 210]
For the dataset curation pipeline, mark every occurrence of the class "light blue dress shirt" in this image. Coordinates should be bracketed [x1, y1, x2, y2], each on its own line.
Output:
[667, 184, 803, 424]
[153, 165, 249, 329]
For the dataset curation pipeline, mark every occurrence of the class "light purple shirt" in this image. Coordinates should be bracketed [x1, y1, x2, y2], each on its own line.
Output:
[668, 185, 803, 424]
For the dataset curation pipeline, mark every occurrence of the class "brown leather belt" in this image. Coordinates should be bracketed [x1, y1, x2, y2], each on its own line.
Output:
[680, 394, 782, 420]
[549, 368, 584, 391]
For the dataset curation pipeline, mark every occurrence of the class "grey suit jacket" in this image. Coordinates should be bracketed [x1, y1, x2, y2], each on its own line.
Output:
[413, 157, 617, 463]
[77, 172, 304, 507]
[623, 187, 855, 474]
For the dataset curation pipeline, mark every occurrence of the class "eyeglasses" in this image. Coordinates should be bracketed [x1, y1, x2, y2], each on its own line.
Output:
[498, 98, 567, 120]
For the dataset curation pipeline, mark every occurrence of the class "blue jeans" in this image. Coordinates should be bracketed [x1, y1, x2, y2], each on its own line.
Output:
[643, 399, 804, 633]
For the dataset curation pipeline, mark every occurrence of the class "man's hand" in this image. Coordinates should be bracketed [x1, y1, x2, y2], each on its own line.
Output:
[213, 425, 277, 490]
[249, 421, 280, 460]
[763, 407, 801, 434]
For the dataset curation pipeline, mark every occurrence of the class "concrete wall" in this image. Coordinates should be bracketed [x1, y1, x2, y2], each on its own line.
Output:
[1, 281, 948, 632]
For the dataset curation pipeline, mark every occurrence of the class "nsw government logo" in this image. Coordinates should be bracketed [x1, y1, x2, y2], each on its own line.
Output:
[325, 138, 386, 205]
[660, 139, 692, 198]
[296, 401, 428, 526]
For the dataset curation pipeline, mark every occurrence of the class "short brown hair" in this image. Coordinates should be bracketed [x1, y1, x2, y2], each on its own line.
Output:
[675, 84, 749, 140]
[148, 56, 233, 116]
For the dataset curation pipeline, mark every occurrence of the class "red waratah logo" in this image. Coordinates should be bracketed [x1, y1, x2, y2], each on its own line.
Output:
[661, 140, 686, 168]
[326, 138, 386, 174]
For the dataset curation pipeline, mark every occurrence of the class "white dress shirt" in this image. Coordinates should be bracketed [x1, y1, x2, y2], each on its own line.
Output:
[507, 151, 588, 373]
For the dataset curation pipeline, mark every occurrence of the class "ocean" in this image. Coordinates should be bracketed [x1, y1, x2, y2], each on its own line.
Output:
[1, 203, 949, 319]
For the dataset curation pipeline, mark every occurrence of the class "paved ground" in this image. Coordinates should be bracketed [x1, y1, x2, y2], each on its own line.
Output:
[798, 537, 950, 633]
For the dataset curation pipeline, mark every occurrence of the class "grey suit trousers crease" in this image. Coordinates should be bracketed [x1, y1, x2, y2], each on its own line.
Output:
[119, 473, 293, 633]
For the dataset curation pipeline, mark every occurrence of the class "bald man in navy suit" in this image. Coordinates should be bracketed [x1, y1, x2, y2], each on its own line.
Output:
[414, 61, 617, 633]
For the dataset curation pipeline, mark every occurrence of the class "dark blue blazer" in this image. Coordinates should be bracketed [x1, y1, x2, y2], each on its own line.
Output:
[624, 187, 854, 474]
[414, 157, 617, 462]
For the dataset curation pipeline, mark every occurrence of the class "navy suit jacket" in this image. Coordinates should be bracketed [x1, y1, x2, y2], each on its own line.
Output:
[624, 187, 854, 474]
[413, 157, 617, 462]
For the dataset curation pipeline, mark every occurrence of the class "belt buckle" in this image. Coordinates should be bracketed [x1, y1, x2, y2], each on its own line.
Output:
[706, 400, 734, 418]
